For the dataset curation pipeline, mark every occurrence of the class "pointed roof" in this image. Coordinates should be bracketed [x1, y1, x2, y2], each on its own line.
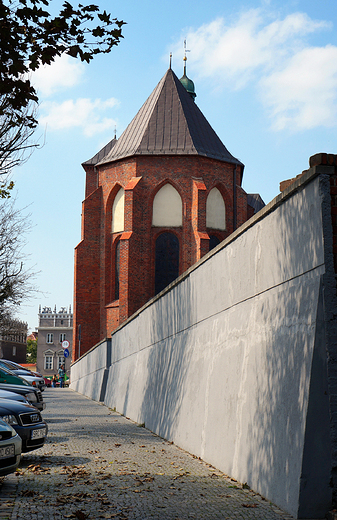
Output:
[82, 137, 117, 166]
[89, 69, 243, 168]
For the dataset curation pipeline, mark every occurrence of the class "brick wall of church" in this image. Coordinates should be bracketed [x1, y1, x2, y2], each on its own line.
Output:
[72, 188, 102, 362]
[74, 154, 251, 358]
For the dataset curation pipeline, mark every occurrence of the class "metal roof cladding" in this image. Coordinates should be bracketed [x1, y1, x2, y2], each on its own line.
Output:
[84, 68, 243, 168]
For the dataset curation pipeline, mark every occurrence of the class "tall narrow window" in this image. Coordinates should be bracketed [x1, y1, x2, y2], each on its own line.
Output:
[46, 333, 53, 344]
[115, 240, 120, 300]
[152, 184, 182, 227]
[44, 355, 53, 370]
[155, 232, 179, 294]
[112, 188, 125, 233]
[209, 235, 221, 251]
[206, 188, 226, 230]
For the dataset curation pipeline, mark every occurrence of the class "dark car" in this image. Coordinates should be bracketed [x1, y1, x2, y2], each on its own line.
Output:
[0, 418, 21, 476]
[0, 360, 46, 392]
[0, 389, 29, 404]
[0, 382, 45, 411]
[0, 399, 48, 452]
[0, 367, 45, 411]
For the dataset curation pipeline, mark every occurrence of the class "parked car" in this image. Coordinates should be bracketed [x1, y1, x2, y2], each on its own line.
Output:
[0, 399, 48, 452]
[0, 361, 46, 392]
[0, 383, 45, 411]
[43, 377, 51, 388]
[0, 360, 44, 379]
[0, 389, 29, 404]
[0, 360, 43, 377]
[0, 418, 21, 476]
[0, 367, 45, 411]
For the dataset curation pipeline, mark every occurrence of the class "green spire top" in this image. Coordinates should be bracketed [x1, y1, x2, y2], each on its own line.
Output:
[179, 40, 196, 101]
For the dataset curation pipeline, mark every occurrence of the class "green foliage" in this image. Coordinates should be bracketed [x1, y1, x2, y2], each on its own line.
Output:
[0, 0, 125, 198]
[0, 0, 125, 129]
[0, 180, 14, 199]
[26, 338, 37, 363]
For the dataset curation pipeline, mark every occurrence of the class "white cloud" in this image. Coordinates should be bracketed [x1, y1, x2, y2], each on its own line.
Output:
[260, 45, 337, 130]
[173, 9, 336, 130]
[32, 54, 85, 97]
[39, 98, 119, 137]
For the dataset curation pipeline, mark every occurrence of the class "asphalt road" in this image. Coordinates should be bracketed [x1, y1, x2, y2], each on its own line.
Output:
[0, 388, 295, 520]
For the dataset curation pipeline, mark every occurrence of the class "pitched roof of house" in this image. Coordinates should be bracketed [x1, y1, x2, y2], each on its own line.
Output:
[247, 193, 265, 214]
[84, 68, 243, 168]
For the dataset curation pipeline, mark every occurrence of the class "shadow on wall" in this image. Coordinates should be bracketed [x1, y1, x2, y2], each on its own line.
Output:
[244, 183, 332, 518]
[139, 277, 195, 441]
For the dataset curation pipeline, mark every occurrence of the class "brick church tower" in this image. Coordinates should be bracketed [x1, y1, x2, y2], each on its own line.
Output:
[73, 64, 263, 360]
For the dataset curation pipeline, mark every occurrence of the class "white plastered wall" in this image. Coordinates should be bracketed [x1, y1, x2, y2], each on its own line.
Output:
[71, 174, 331, 518]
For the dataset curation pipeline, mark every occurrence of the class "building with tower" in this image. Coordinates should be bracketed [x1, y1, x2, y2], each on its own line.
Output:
[0, 318, 27, 363]
[73, 62, 264, 361]
[36, 305, 73, 379]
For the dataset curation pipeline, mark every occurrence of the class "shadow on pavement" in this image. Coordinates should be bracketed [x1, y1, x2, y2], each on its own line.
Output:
[19, 454, 91, 467]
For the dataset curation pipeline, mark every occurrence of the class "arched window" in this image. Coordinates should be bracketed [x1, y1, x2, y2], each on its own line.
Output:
[112, 188, 124, 233]
[152, 184, 182, 227]
[115, 240, 120, 300]
[209, 235, 221, 251]
[206, 188, 226, 230]
[155, 232, 179, 294]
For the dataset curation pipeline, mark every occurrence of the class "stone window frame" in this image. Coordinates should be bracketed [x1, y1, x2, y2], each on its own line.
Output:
[44, 349, 54, 370]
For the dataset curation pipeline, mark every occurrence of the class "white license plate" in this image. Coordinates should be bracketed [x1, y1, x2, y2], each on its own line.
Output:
[0, 444, 15, 459]
[31, 428, 46, 440]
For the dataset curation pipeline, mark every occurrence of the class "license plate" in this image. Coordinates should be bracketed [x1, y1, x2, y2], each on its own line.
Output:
[31, 428, 46, 440]
[0, 445, 15, 459]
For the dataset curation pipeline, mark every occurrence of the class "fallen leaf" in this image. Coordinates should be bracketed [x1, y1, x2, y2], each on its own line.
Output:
[20, 490, 38, 497]
[75, 511, 88, 520]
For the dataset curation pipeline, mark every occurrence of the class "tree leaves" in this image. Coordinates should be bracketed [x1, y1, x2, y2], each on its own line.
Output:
[0, 0, 126, 127]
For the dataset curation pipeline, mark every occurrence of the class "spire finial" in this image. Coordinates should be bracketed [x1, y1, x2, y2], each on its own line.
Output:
[114, 125, 117, 139]
[179, 40, 196, 101]
[183, 39, 190, 75]
[169, 52, 172, 69]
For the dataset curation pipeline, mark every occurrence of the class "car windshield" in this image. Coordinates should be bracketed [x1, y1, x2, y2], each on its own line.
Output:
[0, 366, 17, 375]
[0, 361, 15, 370]
[2, 362, 32, 374]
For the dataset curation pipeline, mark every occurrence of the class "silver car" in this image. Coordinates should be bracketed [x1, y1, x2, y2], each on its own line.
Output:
[0, 418, 21, 476]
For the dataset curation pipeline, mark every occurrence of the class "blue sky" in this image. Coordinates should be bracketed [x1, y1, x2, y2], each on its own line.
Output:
[11, 0, 337, 331]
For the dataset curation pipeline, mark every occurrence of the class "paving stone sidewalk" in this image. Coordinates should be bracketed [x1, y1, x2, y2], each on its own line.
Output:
[0, 388, 295, 520]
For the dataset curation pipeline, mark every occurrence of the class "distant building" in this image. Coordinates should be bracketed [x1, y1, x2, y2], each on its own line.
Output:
[0, 318, 27, 363]
[36, 305, 73, 378]
[27, 331, 38, 342]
